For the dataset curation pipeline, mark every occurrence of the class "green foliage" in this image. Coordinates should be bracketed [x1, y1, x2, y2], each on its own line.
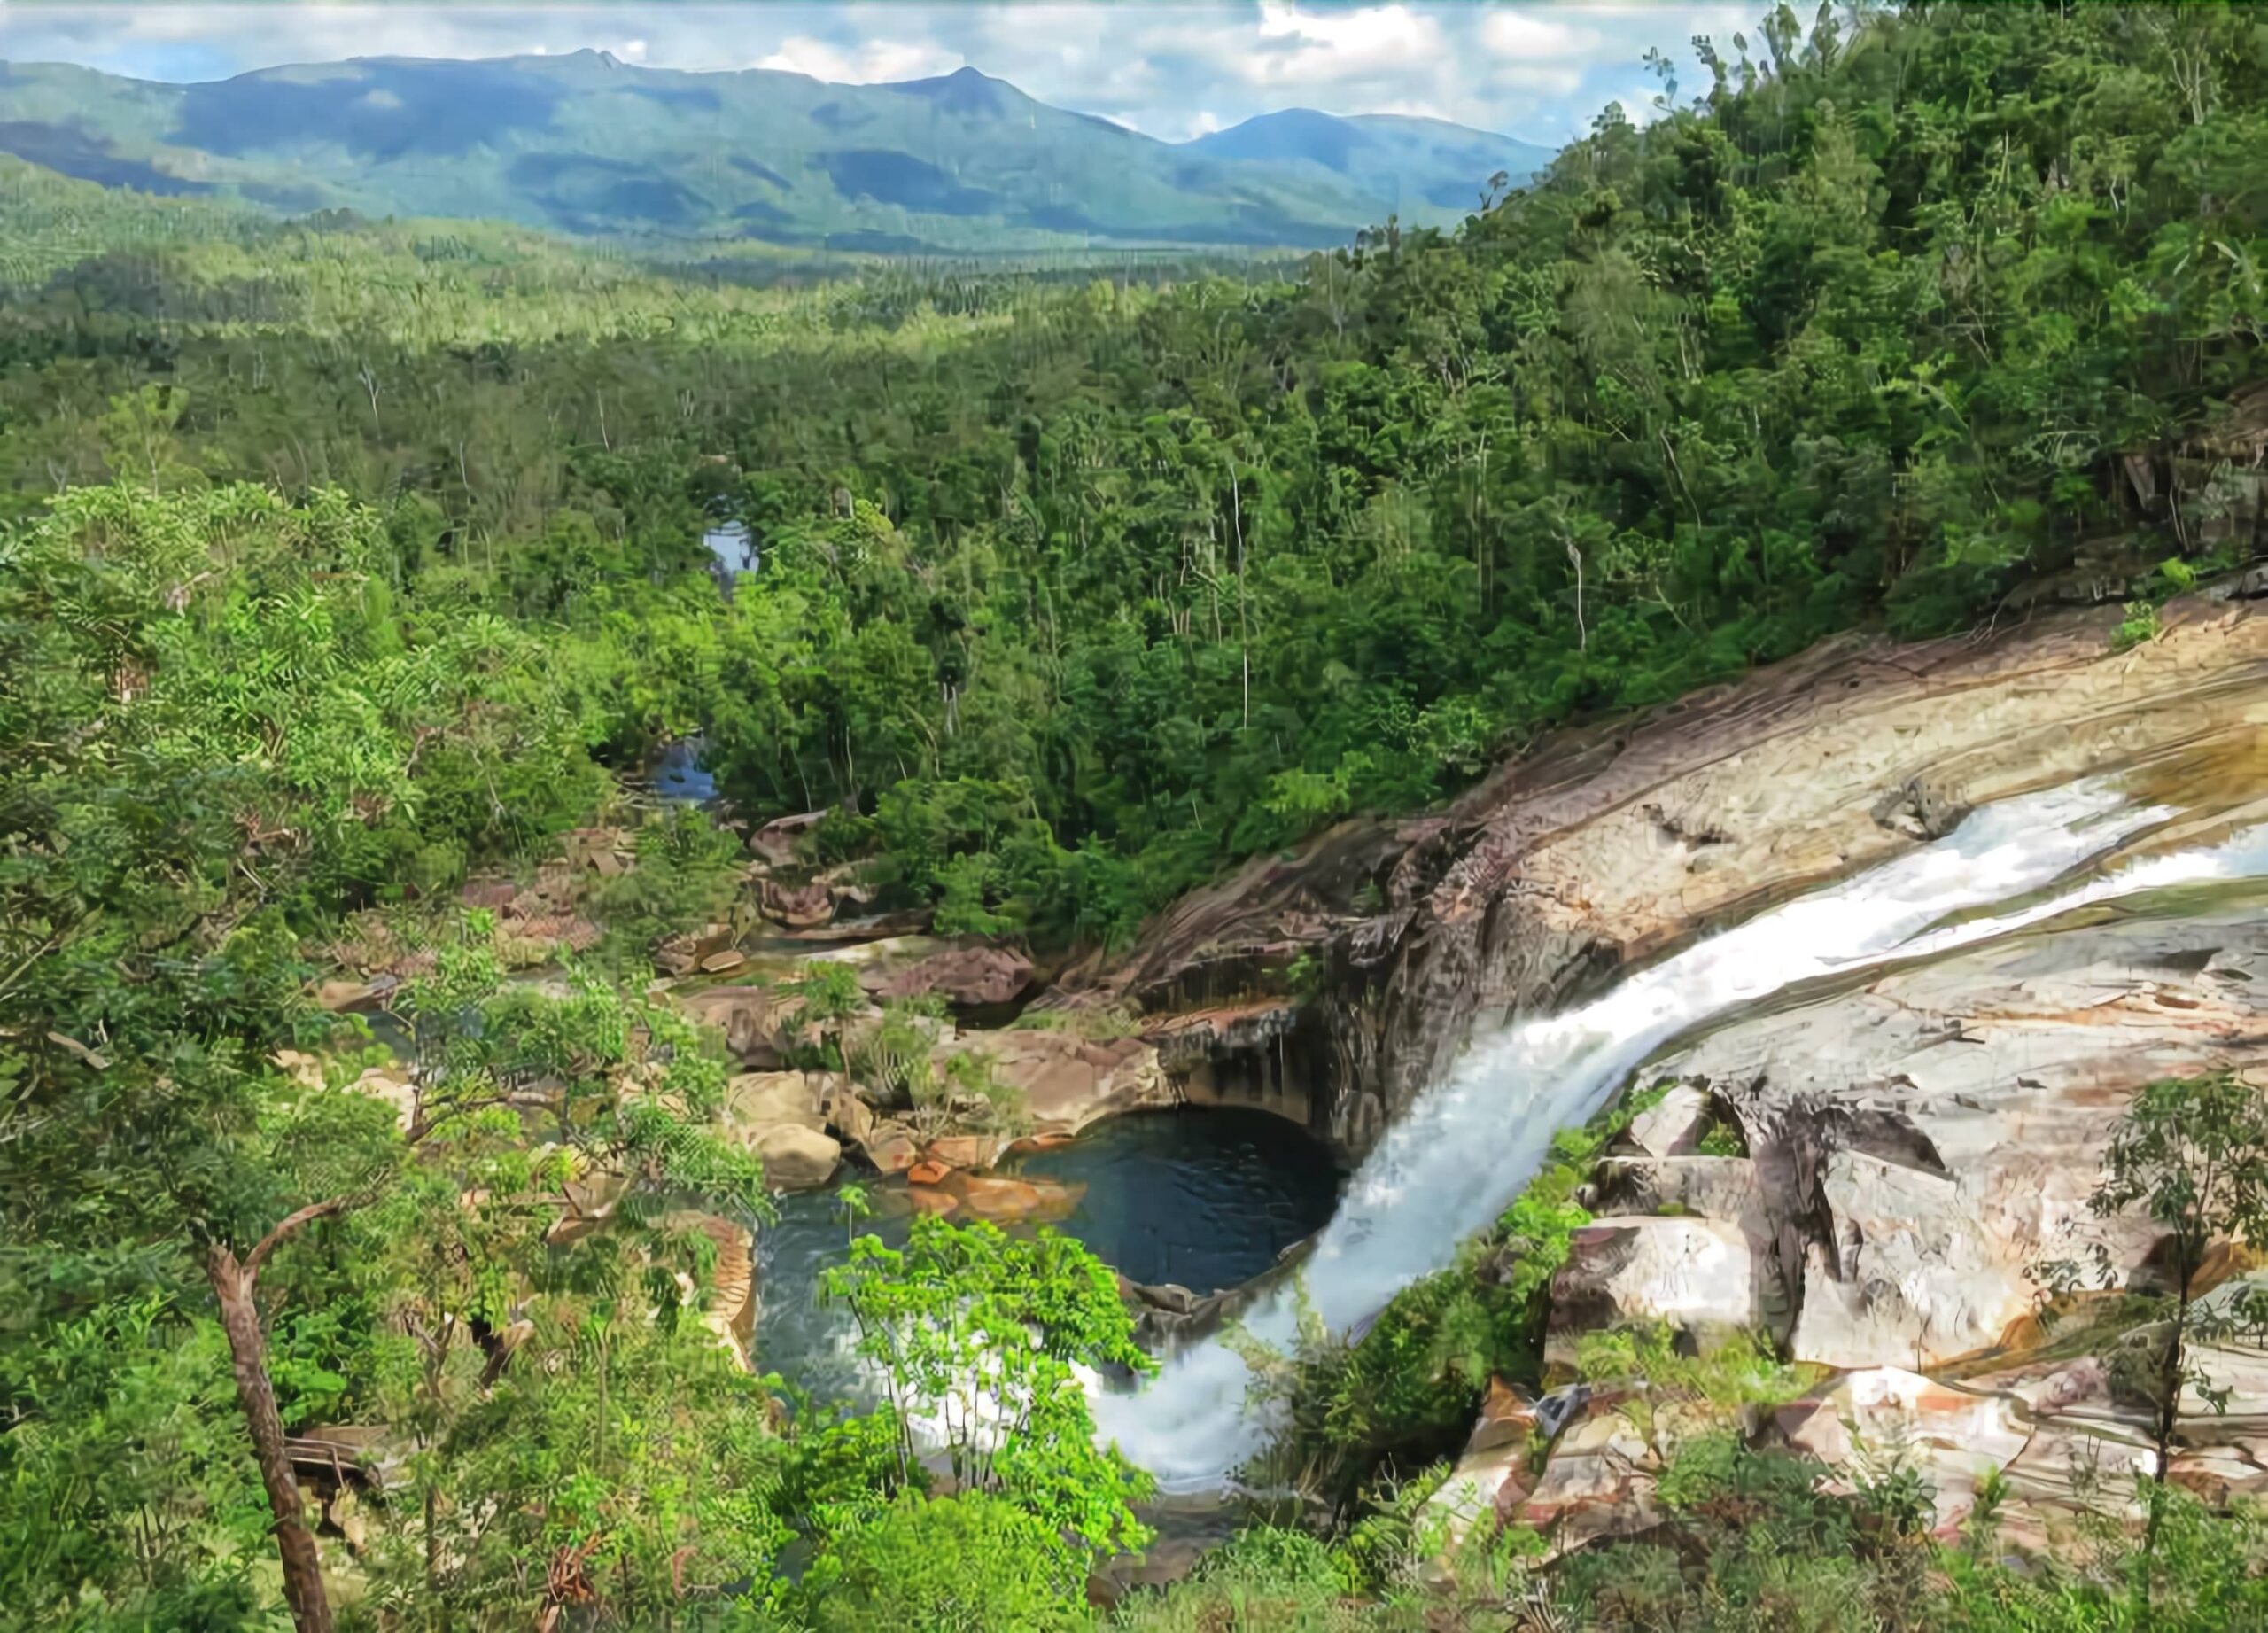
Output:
[1932, 1489, 2268, 1632]
[4, 0, 2257, 956]
[2039, 1068, 2268, 1584]
[1571, 1324, 1798, 1412]
[821, 1216, 1157, 1563]
[796, 1493, 1092, 1633]
[587, 805, 746, 961]
[0, 1299, 276, 1632]
[373, 1289, 793, 1630]
[2114, 600, 2161, 652]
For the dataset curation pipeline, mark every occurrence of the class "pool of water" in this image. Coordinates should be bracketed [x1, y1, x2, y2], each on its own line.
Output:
[750, 1108, 1343, 1401]
[652, 735, 718, 802]
[1009, 1108, 1344, 1293]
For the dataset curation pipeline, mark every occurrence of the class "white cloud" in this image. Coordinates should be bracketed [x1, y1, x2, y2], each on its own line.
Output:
[1247, 3, 1450, 84]
[755, 33, 960, 85]
[0, 3, 1774, 144]
[1476, 11, 1599, 59]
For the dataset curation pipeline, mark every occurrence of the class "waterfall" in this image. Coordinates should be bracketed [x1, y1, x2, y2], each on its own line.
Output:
[1096, 779, 2268, 1492]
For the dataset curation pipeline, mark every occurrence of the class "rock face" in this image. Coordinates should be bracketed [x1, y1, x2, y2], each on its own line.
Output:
[935, 1029, 1174, 1139]
[1431, 898, 2268, 1560]
[863, 945, 1035, 1010]
[748, 809, 827, 867]
[1656, 907, 2268, 1373]
[1061, 594, 2268, 1153]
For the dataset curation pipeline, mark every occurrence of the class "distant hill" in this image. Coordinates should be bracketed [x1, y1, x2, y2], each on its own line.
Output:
[0, 53, 1553, 252]
[1181, 109, 1556, 217]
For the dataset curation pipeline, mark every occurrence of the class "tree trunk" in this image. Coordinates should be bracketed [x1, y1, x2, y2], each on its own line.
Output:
[208, 1245, 336, 1633]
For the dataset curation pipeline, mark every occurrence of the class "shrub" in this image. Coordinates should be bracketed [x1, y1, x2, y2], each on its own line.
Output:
[797, 1493, 1090, 1633]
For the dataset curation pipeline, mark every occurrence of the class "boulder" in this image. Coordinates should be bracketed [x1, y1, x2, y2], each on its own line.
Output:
[351, 1064, 417, 1133]
[724, 1070, 830, 1138]
[925, 1132, 1009, 1172]
[1786, 1150, 2016, 1371]
[757, 1124, 841, 1192]
[818, 862, 882, 910]
[1512, 1391, 1666, 1553]
[749, 809, 827, 867]
[1467, 1376, 1542, 1455]
[1545, 1217, 1759, 1369]
[859, 1121, 920, 1175]
[943, 1173, 1084, 1225]
[656, 922, 737, 977]
[273, 1049, 326, 1091]
[934, 1030, 1171, 1139]
[699, 949, 747, 976]
[315, 978, 371, 1011]
[865, 945, 1036, 1010]
[905, 1160, 950, 1186]
[680, 985, 812, 1068]
[1581, 1155, 1764, 1233]
[758, 877, 835, 929]
[819, 1079, 875, 1147]
[1622, 1085, 1717, 1158]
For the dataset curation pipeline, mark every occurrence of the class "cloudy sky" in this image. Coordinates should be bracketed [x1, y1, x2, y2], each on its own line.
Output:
[0, 3, 1766, 144]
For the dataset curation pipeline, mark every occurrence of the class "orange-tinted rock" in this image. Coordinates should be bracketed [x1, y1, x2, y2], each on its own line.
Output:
[905, 1187, 961, 1217]
[946, 1173, 1084, 1224]
[905, 1160, 951, 1186]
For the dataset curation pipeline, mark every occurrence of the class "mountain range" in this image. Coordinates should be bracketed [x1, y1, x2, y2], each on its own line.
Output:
[0, 51, 1557, 253]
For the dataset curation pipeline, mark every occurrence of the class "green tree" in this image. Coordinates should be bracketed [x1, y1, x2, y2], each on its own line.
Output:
[2053, 1071, 2268, 1581]
[821, 1217, 1157, 1565]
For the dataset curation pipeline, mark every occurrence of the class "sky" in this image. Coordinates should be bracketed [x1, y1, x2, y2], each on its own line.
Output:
[0, 2, 1767, 144]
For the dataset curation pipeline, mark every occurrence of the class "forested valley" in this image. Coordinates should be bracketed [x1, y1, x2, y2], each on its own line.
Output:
[7, 4, 2268, 1629]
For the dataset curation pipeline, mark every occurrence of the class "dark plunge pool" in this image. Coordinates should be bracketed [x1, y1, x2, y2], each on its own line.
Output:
[1008, 1107, 1345, 1293]
[750, 1108, 1343, 1400]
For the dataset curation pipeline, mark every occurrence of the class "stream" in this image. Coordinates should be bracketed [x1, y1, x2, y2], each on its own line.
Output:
[1094, 774, 2268, 1492]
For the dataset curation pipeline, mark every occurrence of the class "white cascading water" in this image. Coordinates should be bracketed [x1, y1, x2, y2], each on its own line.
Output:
[1095, 778, 2268, 1491]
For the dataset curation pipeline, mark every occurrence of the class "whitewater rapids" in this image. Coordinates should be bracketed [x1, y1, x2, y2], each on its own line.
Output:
[1093, 778, 2268, 1492]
